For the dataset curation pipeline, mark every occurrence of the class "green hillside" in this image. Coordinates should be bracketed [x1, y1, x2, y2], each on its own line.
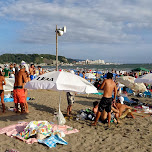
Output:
[0, 54, 76, 64]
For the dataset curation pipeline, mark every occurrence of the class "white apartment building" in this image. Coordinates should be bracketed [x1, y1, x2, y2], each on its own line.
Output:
[76, 59, 105, 65]
[85, 59, 105, 65]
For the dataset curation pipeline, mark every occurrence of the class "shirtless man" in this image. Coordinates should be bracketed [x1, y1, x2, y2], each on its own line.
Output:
[0, 70, 6, 113]
[92, 72, 117, 127]
[115, 102, 135, 119]
[14, 65, 28, 113]
[29, 64, 35, 80]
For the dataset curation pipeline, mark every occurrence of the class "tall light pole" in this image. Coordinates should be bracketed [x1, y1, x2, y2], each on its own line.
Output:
[55, 25, 66, 71]
[56, 25, 58, 71]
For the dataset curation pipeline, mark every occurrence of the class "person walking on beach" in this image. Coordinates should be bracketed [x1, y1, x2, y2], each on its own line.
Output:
[0, 69, 6, 113]
[13, 65, 28, 113]
[66, 92, 75, 116]
[92, 72, 117, 127]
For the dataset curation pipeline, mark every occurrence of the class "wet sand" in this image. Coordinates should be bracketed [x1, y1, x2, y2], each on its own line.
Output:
[0, 90, 152, 152]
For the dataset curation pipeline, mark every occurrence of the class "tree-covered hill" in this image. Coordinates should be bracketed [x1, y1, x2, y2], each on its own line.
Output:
[0, 54, 76, 64]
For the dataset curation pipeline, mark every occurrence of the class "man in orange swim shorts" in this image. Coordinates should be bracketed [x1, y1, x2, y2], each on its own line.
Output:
[14, 65, 27, 113]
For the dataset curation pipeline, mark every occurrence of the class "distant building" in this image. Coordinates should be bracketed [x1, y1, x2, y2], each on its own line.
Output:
[76, 59, 105, 65]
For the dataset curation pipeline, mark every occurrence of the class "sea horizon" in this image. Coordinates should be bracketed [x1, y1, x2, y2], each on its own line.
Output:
[43, 63, 152, 72]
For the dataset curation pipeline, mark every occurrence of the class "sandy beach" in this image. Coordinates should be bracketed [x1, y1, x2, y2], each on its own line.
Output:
[0, 90, 152, 152]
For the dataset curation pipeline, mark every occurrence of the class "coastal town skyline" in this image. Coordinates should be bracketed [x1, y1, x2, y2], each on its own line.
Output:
[0, 0, 152, 64]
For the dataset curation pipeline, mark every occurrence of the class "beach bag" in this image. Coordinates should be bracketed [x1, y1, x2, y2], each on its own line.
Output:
[57, 103, 66, 125]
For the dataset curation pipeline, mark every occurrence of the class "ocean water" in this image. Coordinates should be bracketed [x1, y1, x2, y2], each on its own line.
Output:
[43, 64, 152, 72]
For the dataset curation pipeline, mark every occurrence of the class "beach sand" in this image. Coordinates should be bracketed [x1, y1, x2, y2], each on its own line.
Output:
[0, 90, 152, 152]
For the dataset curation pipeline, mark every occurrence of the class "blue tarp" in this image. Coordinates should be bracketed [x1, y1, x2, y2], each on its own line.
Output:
[1, 97, 30, 103]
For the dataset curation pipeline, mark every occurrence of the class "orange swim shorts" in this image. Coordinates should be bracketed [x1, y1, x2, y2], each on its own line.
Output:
[13, 89, 25, 104]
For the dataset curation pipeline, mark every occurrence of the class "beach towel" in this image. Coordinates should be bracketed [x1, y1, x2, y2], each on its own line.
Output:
[17, 121, 53, 139]
[0, 122, 79, 145]
[0, 122, 28, 136]
[0, 97, 31, 103]
[51, 124, 79, 135]
[38, 134, 68, 148]
[93, 92, 103, 95]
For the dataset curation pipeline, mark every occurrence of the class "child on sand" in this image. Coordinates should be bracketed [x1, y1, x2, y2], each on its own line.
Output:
[0, 69, 6, 113]
[93, 101, 99, 115]
[67, 92, 75, 116]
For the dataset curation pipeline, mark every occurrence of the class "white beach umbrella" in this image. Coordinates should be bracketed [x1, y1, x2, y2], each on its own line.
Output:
[116, 76, 147, 92]
[25, 71, 98, 125]
[25, 71, 98, 93]
[85, 73, 96, 79]
[134, 73, 152, 84]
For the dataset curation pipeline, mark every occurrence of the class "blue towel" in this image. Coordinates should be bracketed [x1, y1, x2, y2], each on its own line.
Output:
[93, 92, 103, 95]
[0, 97, 30, 103]
[38, 134, 67, 148]
[112, 95, 135, 104]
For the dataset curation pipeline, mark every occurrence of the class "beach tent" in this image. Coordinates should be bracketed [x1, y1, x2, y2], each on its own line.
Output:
[135, 73, 152, 84]
[116, 76, 147, 92]
[131, 67, 149, 72]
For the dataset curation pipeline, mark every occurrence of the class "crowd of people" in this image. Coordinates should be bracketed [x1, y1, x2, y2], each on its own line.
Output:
[0, 65, 147, 127]
[66, 72, 135, 127]
[0, 63, 45, 113]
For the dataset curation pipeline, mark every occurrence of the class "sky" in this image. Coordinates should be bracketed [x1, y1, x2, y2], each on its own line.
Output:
[0, 0, 152, 64]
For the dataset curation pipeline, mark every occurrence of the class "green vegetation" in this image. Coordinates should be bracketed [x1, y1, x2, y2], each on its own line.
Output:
[0, 54, 76, 64]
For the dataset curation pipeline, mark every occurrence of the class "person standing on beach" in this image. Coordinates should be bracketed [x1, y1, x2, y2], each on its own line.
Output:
[13, 65, 28, 113]
[66, 92, 75, 116]
[38, 66, 44, 75]
[3, 65, 10, 78]
[29, 64, 35, 80]
[92, 72, 117, 127]
[13, 63, 19, 75]
[0, 69, 6, 113]
[23, 71, 30, 113]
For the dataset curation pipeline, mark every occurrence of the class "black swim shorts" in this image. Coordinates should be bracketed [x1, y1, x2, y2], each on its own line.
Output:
[0, 90, 4, 96]
[98, 97, 112, 113]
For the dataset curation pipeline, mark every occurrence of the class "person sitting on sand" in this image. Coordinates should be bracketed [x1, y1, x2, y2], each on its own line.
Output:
[0, 69, 6, 113]
[67, 92, 75, 116]
[13, 65, 28, 113]
[115, 102, 135, 119]
[93, 101, 120, 124]
[92, 72, 117, 127]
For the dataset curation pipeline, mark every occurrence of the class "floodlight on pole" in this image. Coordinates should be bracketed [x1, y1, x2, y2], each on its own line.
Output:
[55, 25, 66, 71]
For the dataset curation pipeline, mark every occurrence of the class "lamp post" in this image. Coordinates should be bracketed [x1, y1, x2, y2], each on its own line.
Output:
[55, 25, 66, 71]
